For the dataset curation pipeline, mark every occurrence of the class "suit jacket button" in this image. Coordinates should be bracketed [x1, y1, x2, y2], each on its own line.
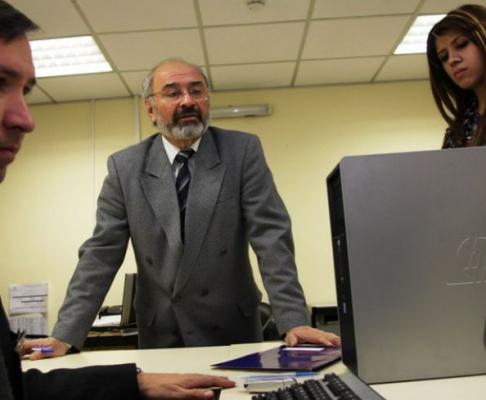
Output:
[146, 256, 153, 265]
[173, 295, 181, 302]
[212, 324, 220, 331]
[219, 248, 227, 257]
[201, 289, 209, 297]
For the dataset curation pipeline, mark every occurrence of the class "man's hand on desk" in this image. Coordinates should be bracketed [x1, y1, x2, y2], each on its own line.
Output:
[137, 373, 235, 400]
[285, 326, 341, 347]
[21, 336, 69, 360]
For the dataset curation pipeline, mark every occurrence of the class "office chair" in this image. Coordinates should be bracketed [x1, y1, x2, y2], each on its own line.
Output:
[258, 302, 280, 341]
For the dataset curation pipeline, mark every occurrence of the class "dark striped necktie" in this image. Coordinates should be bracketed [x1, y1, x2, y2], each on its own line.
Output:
[174, 149, 195, 242]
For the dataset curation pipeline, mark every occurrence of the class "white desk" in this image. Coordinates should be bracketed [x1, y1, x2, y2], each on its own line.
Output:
[22, 342, 486, 400]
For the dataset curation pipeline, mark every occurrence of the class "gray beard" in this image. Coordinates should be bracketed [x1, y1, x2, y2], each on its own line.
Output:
[156, 113, 210, 140]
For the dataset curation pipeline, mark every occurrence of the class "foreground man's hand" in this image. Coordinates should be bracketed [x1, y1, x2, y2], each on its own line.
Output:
[285, 326, 341, 347]
[22, 336, 69, 360]
[137, 373, 236, 400]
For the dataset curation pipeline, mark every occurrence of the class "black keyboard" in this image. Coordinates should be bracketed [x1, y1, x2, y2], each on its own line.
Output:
[251, 373, 385, 400]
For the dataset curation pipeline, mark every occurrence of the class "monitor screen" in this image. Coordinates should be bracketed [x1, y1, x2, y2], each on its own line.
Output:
[120, 273, 137, 326]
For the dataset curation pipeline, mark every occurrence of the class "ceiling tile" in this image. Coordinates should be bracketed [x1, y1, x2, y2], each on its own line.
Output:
[199, 0, 310, 25]
[295, 57, 385, 86]
[205, 22, 305, 64]
[9, 0, 89, 39]
[375, 55, 429, 82]
[77, 0, 197, 32]
[26, 87, 53, 105]
[313, 0, 421, 18]
[37, 73, 130, 102]
[121, 71, 150, 96]
[210, 63, 296, 90]
[303, 16, 410, 59]
[99, 30, 205, 71]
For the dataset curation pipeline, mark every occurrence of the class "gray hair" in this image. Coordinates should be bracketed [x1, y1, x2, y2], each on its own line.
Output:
[142, 58, 210, 101]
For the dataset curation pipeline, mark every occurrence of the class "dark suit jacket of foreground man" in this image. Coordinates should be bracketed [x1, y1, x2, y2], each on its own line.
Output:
[0, 298, 140, 400]
[52, 126, 310, 350]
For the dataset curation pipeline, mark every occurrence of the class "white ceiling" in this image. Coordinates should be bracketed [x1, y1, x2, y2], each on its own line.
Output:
[9, 0, 485, 105]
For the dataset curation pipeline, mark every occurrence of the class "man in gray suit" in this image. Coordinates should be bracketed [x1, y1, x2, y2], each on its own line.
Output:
[26, 59, 340, 357]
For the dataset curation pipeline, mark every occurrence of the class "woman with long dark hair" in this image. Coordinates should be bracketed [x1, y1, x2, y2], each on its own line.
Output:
[427, 4, 486, 148]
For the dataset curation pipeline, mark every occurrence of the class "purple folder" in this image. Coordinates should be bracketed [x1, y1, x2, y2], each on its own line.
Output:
[212, 345, 341, 371]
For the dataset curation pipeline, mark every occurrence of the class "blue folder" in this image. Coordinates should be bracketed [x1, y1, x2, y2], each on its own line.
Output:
[211, 345, 341, 371]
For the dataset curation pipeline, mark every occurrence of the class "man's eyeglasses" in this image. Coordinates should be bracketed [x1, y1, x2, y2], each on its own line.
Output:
[147, 88, 209, 103]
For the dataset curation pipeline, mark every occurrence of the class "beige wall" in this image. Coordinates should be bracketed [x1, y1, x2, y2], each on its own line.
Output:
[0, 80, 446, 332]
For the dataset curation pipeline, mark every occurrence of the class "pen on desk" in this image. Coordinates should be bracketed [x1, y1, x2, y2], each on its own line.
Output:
[31, 347, 55, 354]
[234, 372, 318, 380]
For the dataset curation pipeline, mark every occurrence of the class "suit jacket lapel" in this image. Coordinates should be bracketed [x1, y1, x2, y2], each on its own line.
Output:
[140, 135, 182, 254]
[174, 129, 226, 293]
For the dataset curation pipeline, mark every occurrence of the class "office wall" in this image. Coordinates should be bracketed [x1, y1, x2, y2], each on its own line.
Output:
[0, 80, 445, 332]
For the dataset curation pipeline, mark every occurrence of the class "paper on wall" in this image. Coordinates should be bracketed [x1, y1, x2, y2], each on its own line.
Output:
[9, 282, 48, 314]
[8, 313, 47, 336]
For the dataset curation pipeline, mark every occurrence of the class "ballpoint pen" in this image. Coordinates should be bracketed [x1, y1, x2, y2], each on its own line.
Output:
[31, 347, 55, 354]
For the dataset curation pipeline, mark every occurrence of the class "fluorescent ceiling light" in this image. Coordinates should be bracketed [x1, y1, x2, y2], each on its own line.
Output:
[211, 104, 272, 119]
[395, 14, 446, 55]
[30, 36, 112, 78]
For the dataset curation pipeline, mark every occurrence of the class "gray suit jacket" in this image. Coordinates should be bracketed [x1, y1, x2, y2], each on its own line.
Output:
[53, 127, 309, 349]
